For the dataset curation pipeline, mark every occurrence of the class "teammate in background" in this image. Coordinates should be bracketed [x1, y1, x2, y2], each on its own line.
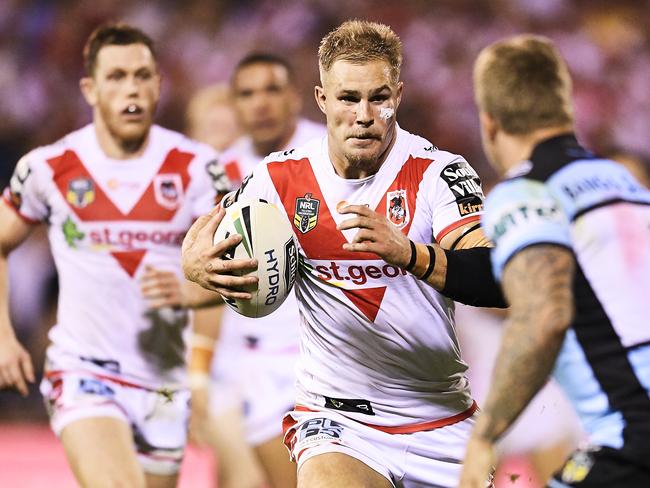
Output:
[188, 54, 325, 488]
[0, 24, 228, 488]
[460, 35, 650, 487]
[182, 21, 506, 487]
[186, 83, 241, 155]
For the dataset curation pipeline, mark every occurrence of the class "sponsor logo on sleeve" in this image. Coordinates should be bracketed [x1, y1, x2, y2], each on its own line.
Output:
[386, 189, 409, 228]
[66, 178, 95, 208]
[206, 159, 231, 195]
[440, 161, 485, 216]
[153, 174, 183, 210]
[490, 200, 562, 242]
[294, 193, 320, 234]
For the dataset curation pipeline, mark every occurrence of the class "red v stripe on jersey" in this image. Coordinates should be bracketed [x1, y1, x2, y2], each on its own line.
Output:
[267, 158, 378, 261]
[342, 287, 387, 322]
[372, 156, 436, 235]
[224, 160, 243, 185]
[47, 148, 194, 221]
[110, 250, 147, 277]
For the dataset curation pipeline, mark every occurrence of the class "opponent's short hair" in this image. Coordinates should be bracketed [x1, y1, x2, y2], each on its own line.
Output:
[83, 23, 157, 76]
[318, 20, 402, 84]
[232, 52, 295, 84]
[473, 34, 573, 134]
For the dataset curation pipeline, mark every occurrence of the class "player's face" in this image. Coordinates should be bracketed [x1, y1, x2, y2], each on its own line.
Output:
[193, 103, 240, 151]
[83, 44, 160, 146]
[316, 59, 402, 175]
[233, 63, 299, 149]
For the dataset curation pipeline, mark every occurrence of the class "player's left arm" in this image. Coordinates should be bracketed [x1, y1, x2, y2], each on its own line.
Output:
[459, 244, 575, 487]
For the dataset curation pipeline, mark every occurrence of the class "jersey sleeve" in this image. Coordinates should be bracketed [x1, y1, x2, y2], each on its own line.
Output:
[482, 178, 572, 280]
[219, 159, 281, 210]
[2, 153, 49, 223]
[189, 149, 234, 218]
[428, 158, 485, 242]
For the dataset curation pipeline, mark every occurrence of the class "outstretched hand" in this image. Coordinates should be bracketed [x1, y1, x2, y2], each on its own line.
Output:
[182, 207, 258, 300]
[337, 204, 411, 268]
[0, 332, 34, 397]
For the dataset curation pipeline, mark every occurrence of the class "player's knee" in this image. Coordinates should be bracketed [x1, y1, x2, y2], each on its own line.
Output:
[76, 465, 146, 488]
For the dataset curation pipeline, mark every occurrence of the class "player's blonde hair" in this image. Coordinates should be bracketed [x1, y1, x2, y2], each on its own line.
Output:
[318, 20, 402, 84]
[473, 34, 574, 134]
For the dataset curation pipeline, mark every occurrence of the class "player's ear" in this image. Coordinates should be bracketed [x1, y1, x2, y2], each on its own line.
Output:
[314, 85, 326, 115]
[479, 111, 498, 142]
[394, 81, 403, 110]
[80, 77, 98, 107]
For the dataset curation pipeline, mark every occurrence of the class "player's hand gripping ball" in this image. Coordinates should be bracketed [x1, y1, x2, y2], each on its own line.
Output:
[214, 198, 298, 318]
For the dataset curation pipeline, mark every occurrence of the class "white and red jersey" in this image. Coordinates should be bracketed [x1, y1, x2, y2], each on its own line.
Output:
[216, 118, 326, 353]
[224, 125, 484, 428]
[3, 124, 227, 388]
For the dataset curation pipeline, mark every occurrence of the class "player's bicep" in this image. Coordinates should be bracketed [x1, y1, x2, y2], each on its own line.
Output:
[502, 244, 575, 332]
[0, 201, 37, 256]
[438, 222, 490, 250]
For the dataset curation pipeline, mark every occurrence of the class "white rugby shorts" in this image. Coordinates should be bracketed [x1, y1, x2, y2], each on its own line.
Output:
[40, 363, 189, 476]
[283, 405, 482, 487]
[210, 343, 298, 446]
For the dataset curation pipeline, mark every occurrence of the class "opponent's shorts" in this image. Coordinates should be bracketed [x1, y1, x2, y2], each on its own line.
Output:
[282, 406, 481, 488]
[210, 345, 298, 446]
[40, 364, 189, 476]
[549, 444, 650, 488]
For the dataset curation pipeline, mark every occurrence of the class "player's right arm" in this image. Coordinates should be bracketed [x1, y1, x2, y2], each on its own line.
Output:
[0, 201, 37, 396]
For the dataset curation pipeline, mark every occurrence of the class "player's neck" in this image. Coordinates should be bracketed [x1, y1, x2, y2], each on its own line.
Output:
[253, 121, 297, 158]
[93, 116, 150, 160]
[498, 125, 574, 174]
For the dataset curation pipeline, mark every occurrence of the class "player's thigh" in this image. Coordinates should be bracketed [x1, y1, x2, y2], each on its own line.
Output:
[212, 407, 266, 488]
[254, 432, 297, 488]
[298, 452, 393, 488]
[60, 416, 145, 488]
[144, 472, 178, 488]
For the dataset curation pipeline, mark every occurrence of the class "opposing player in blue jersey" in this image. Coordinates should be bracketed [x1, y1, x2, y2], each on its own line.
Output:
[460, 35, 650, 487]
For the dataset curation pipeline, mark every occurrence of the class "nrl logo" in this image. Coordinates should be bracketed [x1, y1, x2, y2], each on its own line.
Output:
[294, 193, 320, 234]
[66, 178, 95, 208]
[154, 174, 184, 210]
[386, 189, 409, 229]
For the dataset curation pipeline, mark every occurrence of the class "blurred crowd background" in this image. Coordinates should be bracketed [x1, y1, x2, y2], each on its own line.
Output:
[1, 0, 649, 470]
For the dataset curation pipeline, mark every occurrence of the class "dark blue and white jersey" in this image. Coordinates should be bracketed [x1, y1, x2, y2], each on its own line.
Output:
[483, 134, 650, 451]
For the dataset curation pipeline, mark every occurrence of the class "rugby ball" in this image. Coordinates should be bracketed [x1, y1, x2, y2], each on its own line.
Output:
[213, 198, 298, 318]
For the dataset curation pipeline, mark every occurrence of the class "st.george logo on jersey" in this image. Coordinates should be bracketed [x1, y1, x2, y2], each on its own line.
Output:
[154, 174, 183, 210]
[67, 178, 95, 208]
[387, 189, 409, 228]
[294, 193, 320, 234]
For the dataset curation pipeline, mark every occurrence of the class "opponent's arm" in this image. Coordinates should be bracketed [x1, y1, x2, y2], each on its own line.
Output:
[458, 244, 574, 488]
[0, 201, 37, 396]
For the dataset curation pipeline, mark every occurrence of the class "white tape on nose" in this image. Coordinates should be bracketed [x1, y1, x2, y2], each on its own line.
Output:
[379, 107, 394, 120]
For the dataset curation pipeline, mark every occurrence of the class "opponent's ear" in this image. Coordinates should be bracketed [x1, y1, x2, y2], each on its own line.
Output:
[80, 77, 98, 107]
[314, 85, 326, 115]
[479, 111, 498, 142]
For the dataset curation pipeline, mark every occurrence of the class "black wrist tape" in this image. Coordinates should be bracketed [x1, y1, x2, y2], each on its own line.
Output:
[405, 240, 418, 272]
[420, 245, 436, 281]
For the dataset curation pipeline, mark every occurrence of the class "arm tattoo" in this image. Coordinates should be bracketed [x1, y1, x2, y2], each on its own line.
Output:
[474, 244, 575, 442]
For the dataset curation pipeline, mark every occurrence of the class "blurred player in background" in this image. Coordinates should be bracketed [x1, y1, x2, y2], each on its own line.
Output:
[187, 53, 325, 488]
[461, 34, 650, 487]
[0, 24, 228, 488]
[186, 83, 242, 156]
[182, 20, 507, 487]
